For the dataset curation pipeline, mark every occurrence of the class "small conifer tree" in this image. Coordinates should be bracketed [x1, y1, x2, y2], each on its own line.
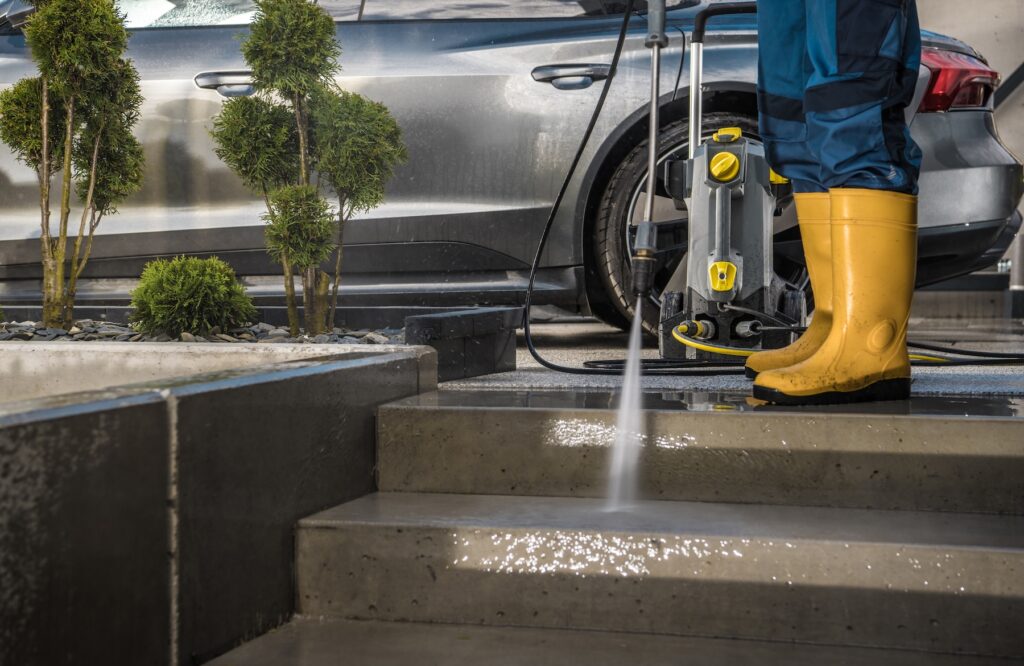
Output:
[0, 0, 144, 328]
[211, 0, 404, 336]
[310, 87, 406, 325]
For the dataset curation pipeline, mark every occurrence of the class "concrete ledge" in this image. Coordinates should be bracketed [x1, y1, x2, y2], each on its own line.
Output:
[0, 350, 436, 666]
[405, 307, 520, 381]
[0, 342, 435, 404]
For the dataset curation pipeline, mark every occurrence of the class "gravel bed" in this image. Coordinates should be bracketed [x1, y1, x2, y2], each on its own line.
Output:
[0, 320, 405, 345]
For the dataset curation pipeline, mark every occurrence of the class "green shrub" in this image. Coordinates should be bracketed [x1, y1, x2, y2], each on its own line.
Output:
[130, 256, 257, 337]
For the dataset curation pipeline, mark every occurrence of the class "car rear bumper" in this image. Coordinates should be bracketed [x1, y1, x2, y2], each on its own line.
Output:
[911, 110, 1023, 285]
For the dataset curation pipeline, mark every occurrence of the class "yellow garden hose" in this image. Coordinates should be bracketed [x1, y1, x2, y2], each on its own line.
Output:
[672, 324, 952, 364]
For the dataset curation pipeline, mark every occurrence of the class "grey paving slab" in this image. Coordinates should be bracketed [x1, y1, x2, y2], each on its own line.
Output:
[206, 617, 1013, 666]
[297, 493, 1024, 656]
[378, 390, 1024, 513]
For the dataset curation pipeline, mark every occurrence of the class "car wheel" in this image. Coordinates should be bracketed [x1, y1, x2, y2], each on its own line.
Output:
[591, 112, 760, 336]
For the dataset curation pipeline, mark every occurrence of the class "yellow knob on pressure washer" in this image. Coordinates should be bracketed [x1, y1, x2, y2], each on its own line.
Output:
[709, 152, 740, 182]
[712, 127, 742, 143]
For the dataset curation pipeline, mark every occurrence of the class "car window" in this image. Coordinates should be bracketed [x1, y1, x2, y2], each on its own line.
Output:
[117, 0, 362, 28]
[361, 1, 696, 20]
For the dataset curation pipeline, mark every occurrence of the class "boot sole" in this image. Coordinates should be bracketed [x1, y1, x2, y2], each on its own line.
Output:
[745, 367, 758, 380]
[752, 378, 911, 406]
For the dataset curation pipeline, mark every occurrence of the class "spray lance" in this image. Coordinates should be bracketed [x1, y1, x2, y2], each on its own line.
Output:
[630, 0, 667, 300]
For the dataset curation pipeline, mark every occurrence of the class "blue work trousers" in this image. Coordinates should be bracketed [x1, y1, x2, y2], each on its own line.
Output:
[757, 0, 923, 193]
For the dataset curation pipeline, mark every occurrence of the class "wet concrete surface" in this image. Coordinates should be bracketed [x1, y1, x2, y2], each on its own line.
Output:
[208, 617, 1014, 666]
[378, 390, 1024, 513]
[444, 318, 1024, 397]
[398, 387, 1024, 418]
[295, 492, 1024, 656]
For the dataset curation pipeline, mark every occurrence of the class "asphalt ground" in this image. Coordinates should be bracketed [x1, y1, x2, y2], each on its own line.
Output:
[444, 317, 1024, 397]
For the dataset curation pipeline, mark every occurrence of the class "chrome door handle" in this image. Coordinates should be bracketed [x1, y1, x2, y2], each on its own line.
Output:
[194, 70, 255, 98]
[532, 64, 611, 90]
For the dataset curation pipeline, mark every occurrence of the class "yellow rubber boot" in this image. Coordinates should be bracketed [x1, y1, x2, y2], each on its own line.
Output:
[753, 188, 917, 405]
[745, 193, 831, 379]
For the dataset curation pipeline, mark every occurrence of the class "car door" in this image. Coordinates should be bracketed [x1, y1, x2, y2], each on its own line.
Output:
[335, 0, 685, 286]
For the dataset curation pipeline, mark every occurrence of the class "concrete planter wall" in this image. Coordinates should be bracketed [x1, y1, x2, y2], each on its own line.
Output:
[0, 349, 436, 666]
[0, 342, 420, 404]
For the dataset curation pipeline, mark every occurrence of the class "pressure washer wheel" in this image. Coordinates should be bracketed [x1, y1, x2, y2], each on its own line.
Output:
[591, 112, 759, 337]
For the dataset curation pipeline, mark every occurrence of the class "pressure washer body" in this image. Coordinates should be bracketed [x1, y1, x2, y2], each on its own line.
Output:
[659, 127, 792, 359]
[629, 2, 799, 361]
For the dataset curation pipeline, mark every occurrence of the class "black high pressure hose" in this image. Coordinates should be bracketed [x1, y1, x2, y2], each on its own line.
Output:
[520, 2, 1024, 376]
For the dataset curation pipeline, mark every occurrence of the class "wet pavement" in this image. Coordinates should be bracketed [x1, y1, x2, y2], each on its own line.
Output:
[444, 317, 1024, 397]
[404, 387, 1024, 418]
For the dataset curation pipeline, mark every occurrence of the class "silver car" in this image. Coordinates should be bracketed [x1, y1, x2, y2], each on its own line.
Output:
[1, 0, 1020, 333]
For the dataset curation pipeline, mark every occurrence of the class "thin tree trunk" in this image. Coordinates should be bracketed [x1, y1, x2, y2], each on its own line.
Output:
[38, 78, 58, 326]
[65, 130, 102, 328]
[264, 186, 300, 336]
[302, 266, 320, 334]
[328, 201, 349, 328]
[301, 267, 311, 333]
[65, 210, 102, 329]
[293, 94, 309, 186]
[74, 210, 102, 284]
[47, 96, 75, 327]
[315, 270, 330, 331]
[281, 254, 300, 336]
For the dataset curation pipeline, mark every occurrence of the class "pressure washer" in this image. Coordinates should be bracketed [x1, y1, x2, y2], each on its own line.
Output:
[521, 0, 1024, 377]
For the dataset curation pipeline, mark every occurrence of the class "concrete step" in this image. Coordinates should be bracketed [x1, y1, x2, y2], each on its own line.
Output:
[377, 391, 1024, 514]
[207, 617, 1013, 666]
[296, 493, 1024, 657]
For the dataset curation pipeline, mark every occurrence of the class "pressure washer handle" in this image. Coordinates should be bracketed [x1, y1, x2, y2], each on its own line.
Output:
[691, 2, 758, 44]
[645, 0, 669, 48]
[688, 2, 757, 157]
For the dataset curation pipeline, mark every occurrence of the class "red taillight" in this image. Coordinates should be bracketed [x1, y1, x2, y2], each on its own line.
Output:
[919, 48, 999, 112]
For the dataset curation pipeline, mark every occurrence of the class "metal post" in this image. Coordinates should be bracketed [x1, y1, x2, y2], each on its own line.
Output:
[644, 0, 668, 222]
[644, 46, 661, 222]
[688, 39, 703, 159]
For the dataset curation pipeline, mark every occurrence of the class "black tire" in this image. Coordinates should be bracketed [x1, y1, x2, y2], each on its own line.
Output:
[591, 112, 759, 336]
